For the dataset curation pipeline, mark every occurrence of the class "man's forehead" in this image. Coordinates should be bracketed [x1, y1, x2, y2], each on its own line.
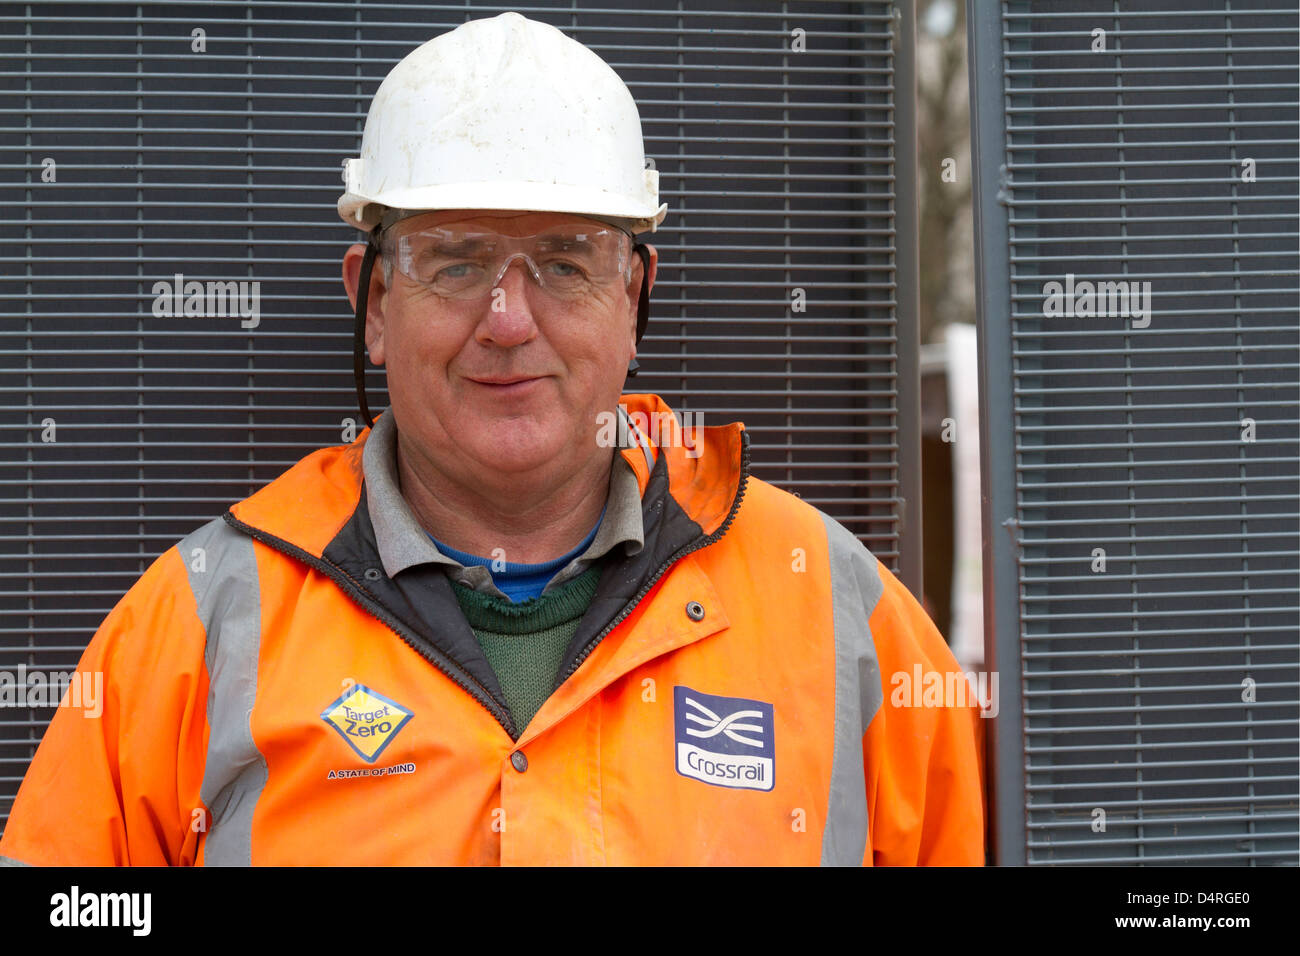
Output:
[389, 209, 615, 237]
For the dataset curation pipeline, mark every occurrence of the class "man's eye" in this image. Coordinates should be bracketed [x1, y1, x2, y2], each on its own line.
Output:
[435, 262, 479, 280]
[544, 261, 584, 278]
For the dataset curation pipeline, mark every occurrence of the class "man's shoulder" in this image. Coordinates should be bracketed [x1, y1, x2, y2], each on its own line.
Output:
[224, 434, 367, 553]
[733, 474, 881, 562]
[735, 472, 821, 520]
[724, 474, 935, 630]
[236, 433, 366, 508]
[111, 514, 256, 614]
[118, 434, 364, 614]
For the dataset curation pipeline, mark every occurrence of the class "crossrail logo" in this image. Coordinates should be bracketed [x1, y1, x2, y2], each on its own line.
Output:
[673, 685, 774, 791]
[320, 684, 414, 763]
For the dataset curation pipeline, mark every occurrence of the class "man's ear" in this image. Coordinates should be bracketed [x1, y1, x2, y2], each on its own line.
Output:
[641, 242, 658, 296]
[342, 242, 389, 366]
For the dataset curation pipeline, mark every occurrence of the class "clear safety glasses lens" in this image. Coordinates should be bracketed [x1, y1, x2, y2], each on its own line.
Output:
[394, 225, 631, 300]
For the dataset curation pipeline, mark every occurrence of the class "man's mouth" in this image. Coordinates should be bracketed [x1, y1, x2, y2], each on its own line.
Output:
[466, 375, 545, 392]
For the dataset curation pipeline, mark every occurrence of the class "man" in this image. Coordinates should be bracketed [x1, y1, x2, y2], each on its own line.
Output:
[0, 12, 984, 866]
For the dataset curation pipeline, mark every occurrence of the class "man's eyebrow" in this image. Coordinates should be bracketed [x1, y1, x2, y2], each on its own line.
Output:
[418, 234, 492, 255]
[536, 233, 597, 250]
[408, 230, 606, 254]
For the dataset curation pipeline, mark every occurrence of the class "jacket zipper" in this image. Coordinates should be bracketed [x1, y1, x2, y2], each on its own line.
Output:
[221, 512, 519, 739]
[556, 428, 752, 686]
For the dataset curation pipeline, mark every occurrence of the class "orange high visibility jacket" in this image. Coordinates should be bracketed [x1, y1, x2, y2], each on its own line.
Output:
[0, 393, 985, 866]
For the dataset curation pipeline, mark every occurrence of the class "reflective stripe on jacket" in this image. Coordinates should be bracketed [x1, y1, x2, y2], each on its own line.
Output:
[0, 393, 985, 866]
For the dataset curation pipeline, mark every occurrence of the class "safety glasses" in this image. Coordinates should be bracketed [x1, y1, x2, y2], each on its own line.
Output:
[390, 223, 632, 301]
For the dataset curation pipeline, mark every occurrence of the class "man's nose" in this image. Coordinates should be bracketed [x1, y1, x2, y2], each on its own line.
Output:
[476, 256, 541, 348]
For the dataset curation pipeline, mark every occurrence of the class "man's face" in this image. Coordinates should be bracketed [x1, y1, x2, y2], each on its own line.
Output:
[345, 209, 654, 483]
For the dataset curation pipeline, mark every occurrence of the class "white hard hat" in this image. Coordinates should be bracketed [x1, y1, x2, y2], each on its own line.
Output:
[338, 12, 668, 234]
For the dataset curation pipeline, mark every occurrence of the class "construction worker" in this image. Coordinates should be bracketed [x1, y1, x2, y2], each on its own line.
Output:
[0, 12, 985, 866]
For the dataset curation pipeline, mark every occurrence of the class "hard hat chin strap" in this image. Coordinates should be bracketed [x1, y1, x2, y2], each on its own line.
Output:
[353, 227, 381, 431]
[351, 232, 653, 429]
[628, 242, 651, 378]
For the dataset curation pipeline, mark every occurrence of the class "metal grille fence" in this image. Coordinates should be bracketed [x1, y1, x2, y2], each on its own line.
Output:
[971, 0, 1299, 864]
[0, 1, 915, 831]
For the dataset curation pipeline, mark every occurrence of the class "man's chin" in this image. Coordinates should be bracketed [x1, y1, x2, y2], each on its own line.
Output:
[455, 417, 567, 474]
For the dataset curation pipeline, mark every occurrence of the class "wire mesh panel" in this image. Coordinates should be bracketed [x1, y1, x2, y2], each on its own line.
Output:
[972, 0, 1299, 864]
[0, 1, 909, 832]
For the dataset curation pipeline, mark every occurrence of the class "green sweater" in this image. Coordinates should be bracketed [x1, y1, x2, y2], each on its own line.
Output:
[450, 565, 602, 733]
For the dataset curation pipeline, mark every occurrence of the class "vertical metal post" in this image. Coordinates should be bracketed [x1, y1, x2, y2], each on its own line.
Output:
[967, 0, 1026, 866]
[893, 0, 923, 600]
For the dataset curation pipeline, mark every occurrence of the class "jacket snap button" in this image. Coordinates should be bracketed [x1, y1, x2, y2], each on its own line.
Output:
[685, 601, 705, 622]
[510, 750, 528, 773]
[363, 567, 382, 582]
